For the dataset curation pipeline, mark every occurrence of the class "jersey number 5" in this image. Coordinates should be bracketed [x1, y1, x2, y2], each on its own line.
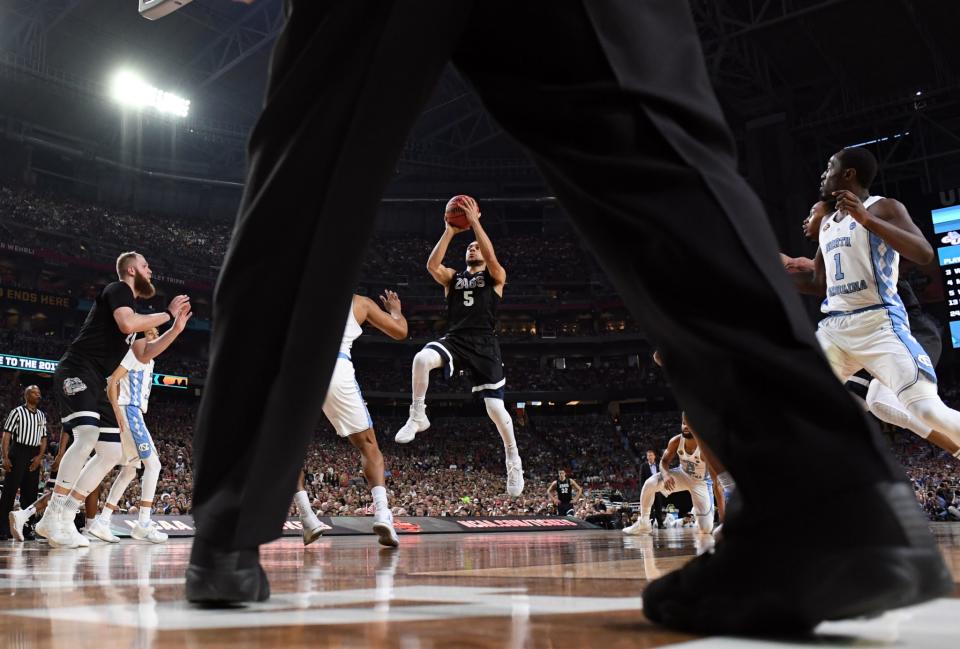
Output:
[463, 290, 474, 307]
[833, 253, 844, 281]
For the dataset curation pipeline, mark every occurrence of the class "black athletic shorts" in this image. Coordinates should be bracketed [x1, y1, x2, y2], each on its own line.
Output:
[557, 502, 574, 516]
[53, 360, 108, 434]
[425, 332, 505, 399]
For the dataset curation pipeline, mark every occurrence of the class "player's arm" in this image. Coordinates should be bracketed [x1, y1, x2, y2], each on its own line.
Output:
[460, 196, 506, 288]
[132, 309, 193, 363]
[50, 430, 70, 472]
[1, 430, 10, 472]
[780, 248, 826, 295]
[30, 428, 47, 472]
[571, 479, 584, 501]
[426, 227, 459, 289]
[834, 191, 934, 264]
[660, 437, 680, 490]
[113, 294, 190, 335]
[106, 365, 130, 434]
[546, 480, 558, 502]
[707, 461, 725, 522]
[358, 292, 408, 340]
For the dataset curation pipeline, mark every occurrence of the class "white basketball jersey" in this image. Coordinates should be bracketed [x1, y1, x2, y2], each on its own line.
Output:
[677, 439, 706, 480]
[339, 300, 363, 357]
[819, 196, 901, 314]
[118, 348, 154, 413]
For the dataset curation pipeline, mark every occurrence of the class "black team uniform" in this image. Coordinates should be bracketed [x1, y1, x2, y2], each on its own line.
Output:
[426, 269, 505, 397]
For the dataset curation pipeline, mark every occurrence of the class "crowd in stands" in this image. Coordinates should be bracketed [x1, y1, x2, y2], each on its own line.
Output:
[3, 373, 960, 520]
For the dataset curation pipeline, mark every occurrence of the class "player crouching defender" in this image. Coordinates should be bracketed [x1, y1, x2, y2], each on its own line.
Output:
[624, 413, 724, 535]
[395, 195, 523, 497]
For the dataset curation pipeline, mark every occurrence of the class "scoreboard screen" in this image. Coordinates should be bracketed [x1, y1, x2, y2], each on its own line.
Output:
[932, 204, 960, 348]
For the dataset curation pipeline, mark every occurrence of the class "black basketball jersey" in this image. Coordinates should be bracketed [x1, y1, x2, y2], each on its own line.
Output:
[446, 268, 500, 335]
[557, 478, 572, 502]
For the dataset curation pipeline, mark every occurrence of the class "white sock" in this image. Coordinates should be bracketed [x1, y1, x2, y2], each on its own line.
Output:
[99, 509, 113, 524]
[25, 504, 36, 517]
[371, 485, 388, 513]
[412, 398, 426, 413]
[138, 507, 152, 525]
[294, 490, 313, 518]
[85, 517, 95, 529]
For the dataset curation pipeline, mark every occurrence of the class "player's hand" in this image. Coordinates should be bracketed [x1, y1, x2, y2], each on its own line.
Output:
[445, 221, 468, 235]
[457, 196, 482, 224]
[172, 309, 193, 334]
[2, 457, 11, 472]
[167, 294, 190, 317]
[833, 190, 871, 224]
[802, 201, 831, 240]
[663, 475, 676, 491]
[29, 455, 41, 472]
[380, 289, 402, 317]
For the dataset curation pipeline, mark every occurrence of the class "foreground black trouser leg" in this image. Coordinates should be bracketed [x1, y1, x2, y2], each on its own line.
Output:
[191, 0, 470, 550]
[454, 0, 949, 633]
[455, 0, 901, 517]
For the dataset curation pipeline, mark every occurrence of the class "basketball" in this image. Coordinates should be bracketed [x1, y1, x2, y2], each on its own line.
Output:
[444, 195, 474, 229]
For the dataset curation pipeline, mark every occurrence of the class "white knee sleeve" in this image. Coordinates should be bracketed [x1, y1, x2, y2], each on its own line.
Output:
[412, 348, 443, 403]
[141, 453, 161, 503]
[484, 397, 517, 452]
[867, 380, 933, 439]
[54, 424, 99, 490]
[74, 441, 124, 495]
[906, 397, 960, 441]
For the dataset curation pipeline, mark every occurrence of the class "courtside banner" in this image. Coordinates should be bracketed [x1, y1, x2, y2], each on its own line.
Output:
[105, 515, 597, 538]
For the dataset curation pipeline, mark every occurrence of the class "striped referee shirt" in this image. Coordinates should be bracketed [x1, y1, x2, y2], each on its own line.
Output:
[3, 405, 47, 447]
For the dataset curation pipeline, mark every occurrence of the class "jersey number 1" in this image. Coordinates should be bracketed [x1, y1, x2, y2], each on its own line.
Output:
[463, 290, 474, 306]
[833, 253, 844, 281]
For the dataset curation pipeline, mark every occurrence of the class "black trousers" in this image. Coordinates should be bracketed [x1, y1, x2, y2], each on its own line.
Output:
[0, 442, 41, 533]
[192, 0, 903, 549]
[651, 493, 666, 528]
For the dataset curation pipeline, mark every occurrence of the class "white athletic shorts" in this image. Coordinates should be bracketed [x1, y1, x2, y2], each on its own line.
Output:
[649, 468, 713, 518]
[816, 307, 937, 405]
[322, 356, 372, 437]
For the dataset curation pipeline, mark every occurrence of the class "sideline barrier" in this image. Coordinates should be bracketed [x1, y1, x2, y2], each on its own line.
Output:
[104, 515, 599, 538]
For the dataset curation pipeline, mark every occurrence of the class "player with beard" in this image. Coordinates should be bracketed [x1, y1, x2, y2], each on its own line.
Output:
[394, 197, 523, 497]
[37, 252, 189, 549]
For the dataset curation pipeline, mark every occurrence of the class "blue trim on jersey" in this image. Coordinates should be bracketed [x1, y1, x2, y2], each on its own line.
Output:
[124, 404, 155, 459]
[353, 378, 373, 429]
[868, 231, 902, 310]
[129, 368, 143, 409]
[338, 352, 351, 362]
[887, 307, 937, 387]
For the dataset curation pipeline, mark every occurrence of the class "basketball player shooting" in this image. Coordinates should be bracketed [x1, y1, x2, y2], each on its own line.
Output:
[394, 195, 524, 498]
[782, 148, 960, 458]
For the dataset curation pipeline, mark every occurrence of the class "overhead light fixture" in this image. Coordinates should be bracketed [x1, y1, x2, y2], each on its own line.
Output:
[109, 69, 190, 117]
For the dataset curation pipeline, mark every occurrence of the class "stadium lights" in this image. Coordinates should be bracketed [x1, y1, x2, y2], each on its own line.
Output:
[109, 69, 190, 118]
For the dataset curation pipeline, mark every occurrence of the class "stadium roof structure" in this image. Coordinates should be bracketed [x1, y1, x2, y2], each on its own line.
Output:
[1, 0, 959, 190]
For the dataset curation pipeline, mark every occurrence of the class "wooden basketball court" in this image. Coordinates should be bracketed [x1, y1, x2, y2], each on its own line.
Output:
[1, 526, 958, 648]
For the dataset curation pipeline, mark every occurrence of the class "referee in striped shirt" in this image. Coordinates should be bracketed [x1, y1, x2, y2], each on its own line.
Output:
[1, 385, 47, 540]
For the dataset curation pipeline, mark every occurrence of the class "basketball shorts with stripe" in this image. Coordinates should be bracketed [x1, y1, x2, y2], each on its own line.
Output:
[54, 360, 107, 434]
[425, 333, 505, 399]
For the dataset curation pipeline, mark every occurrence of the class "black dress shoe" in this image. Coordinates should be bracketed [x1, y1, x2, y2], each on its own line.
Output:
[185, 537, 270, 605]
[642, 482, 953, 635]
